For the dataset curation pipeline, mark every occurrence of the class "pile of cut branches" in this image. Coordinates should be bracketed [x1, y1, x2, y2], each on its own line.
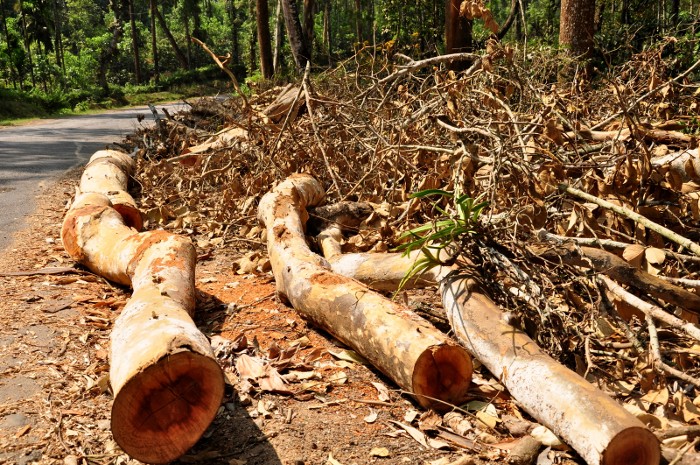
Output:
[126, 38, 700, 463]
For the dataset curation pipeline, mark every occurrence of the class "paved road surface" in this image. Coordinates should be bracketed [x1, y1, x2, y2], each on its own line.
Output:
[0, 103, 188, 251]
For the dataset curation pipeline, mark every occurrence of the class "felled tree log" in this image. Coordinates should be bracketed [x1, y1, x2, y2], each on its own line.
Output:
[317, 225, 451, 291]
[323, 249, 659, 465]
[79, 149, 143, 230]
[442, 274, 660, 465]
[258, 174, 473, 411]
[62, 151, 224, 464]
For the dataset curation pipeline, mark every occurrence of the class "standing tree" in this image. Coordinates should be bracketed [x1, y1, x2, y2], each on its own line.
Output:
[273, 0, 285, 72]
[559, 0, 596, 57]
[281, 0, 308, 71]
[302, 0, 314, 56]
[256, 0, 273, 78]
[150, 0, 159, 82]
[445, 0, 472, 70]
[127, 0, 141, 84]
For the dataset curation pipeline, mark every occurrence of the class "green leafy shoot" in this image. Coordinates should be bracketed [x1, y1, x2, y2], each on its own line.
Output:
[394, 189, 488, 294]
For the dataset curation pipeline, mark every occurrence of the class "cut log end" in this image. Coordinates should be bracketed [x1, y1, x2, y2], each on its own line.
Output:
[602, 427, 660, 465]
[412, 344, 473, 412]
[111, 351, 225, 464]
[113, 204, 144, 231]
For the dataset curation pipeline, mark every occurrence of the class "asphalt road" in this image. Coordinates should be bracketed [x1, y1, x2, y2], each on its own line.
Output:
[0, 103, 188, 251]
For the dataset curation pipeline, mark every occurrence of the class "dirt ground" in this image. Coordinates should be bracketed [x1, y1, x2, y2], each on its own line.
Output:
[0, 171, 514, 465]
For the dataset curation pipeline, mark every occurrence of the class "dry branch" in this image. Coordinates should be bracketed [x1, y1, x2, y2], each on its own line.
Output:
[600, 275, 700, 342]
[191, 37, 250, 110]
[561, 183, 700, 257]
[61, 151, 224, 464]
[257, 174, 473, 411]
[534, 244, 700, 316]
[441, 274, 660, 465]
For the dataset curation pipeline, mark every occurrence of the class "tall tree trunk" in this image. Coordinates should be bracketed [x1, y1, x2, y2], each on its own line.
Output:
[0, 0, 18, 88]
[281, 0, 309, 71]
[559, 0, 596, 57]
[227, 0, 240, 66]
[322, 0, 331, 65]
[620, 0, 630, 25]
[248, 0, 257, 73]
[153, 2, 190, 69]
[184, 14, 192, 67]
[354, 0, 362, 43]
[150, 0, 159, 82]
[53, 0, 65, 76]
[273, 0, 285, 72]
[98, 0, 124, 93]
[445, 0, 472, 70]
[128, 0, 142, 84]
[302, 0, 314, 58]
[19, 0, 36, 88]
[257, 0, 273, 78]
[670, 0, 680, 26]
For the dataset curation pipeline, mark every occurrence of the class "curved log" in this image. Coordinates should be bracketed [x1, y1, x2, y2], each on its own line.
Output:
[61, 151, 224, 464]
[79, 149, 143, 230]
[258, 174, 473, 411]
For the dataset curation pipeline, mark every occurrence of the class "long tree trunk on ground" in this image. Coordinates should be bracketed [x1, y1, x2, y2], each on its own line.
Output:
[153, 2, 190, 69]
[317, 241, 661, 465]
[128, 0, 142, 84]
[61, 150, 224, 464]
[281, 0, 309, 71]
[257, 0, 273, 78]
[559, 0, 596, 57]
[150, 0, 159, 81]
[441, 274, 659, 465]
[258, 174, 473, 411]
[445, 0, 472, 70]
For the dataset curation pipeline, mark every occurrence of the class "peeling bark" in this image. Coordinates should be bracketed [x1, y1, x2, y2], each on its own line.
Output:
[61, 150, 224, 464]
[78, 150, 142, 230]
[442, 274, 660, 465]
[317, 228, 450, 292]
[258, 174, 472, 411]
[320, 245, 660, 465]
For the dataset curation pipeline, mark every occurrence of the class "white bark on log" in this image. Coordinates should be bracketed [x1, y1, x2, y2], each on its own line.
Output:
[61, 151, 224, 464]
[258, 174, 473, 411]
[441, 274, 660, 465]
[79, 149, 143, 230]
[317, 227, 451, 292]
[651, 148, 700, 183]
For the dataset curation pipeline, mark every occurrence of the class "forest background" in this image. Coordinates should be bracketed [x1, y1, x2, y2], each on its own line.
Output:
[0, 0, 698, 122]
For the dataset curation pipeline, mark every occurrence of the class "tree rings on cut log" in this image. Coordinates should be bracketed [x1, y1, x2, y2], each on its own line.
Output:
[412, 344, 473, 411]
[111, 351, 225, 464]
[602, 427, 660, 465]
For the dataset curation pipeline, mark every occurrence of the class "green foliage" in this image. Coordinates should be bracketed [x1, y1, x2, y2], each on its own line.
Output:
[395, 188, 488, 293]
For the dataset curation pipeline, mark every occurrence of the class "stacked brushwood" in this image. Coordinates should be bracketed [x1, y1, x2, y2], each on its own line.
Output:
[123, 39, 700, 464]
